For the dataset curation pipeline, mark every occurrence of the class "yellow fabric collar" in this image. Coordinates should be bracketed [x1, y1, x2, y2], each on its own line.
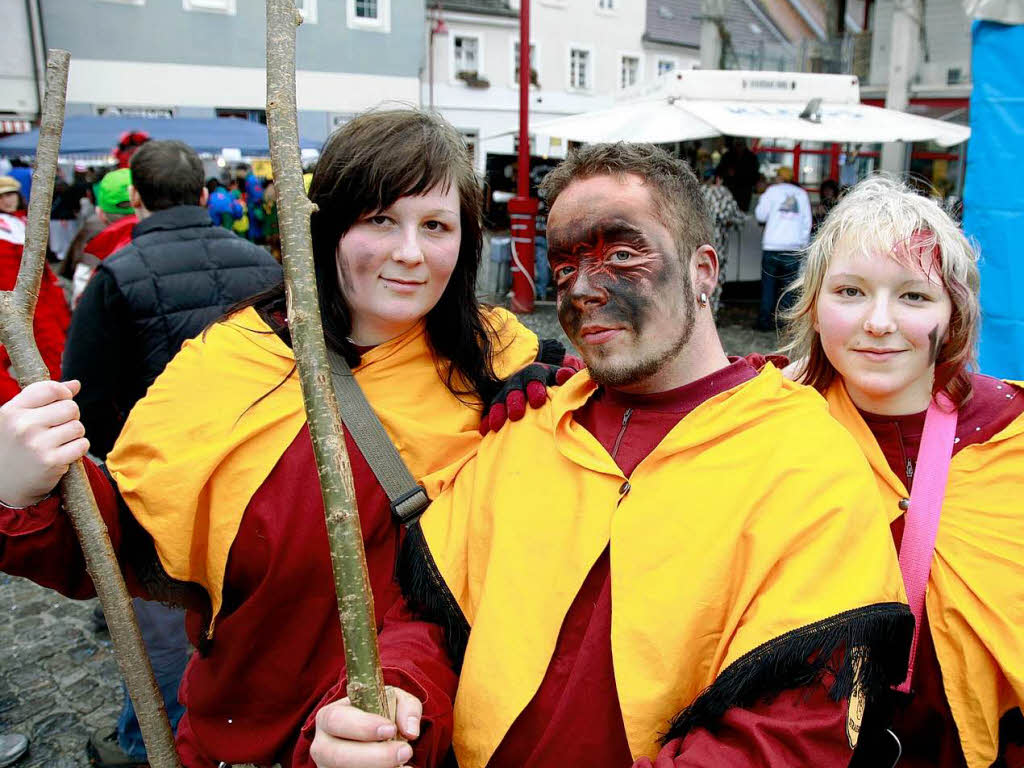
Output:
[107, 306, 538, 632]
[825, 381, 1024, 768]
[423, 365, 909, 766]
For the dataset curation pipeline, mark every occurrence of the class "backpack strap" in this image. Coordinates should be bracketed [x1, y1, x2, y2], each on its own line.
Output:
[896, 391, 958, 693]
[327, 348, 430, 527]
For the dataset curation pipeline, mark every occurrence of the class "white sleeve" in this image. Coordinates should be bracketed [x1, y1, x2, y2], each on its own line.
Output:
[800, 190, 812, 243]
[755, 187, 773, 223]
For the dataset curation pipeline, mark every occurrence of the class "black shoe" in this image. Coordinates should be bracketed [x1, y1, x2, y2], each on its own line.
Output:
[91, 604, 107, 632]
[86, 728, 147, 768]
[0, 733, 28, 768]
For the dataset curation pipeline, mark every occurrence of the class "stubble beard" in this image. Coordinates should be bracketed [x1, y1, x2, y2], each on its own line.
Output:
[584, 280, 697, 389]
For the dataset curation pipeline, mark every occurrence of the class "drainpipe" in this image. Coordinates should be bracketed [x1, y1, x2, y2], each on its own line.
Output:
[881, 0, 922, 172]
[24, 0, 47, 121]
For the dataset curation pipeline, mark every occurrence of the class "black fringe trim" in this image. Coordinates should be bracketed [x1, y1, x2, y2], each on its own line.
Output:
[663, 602, 914, 744]
[397, 520, 471, 669]
[536, 337, 567, 366]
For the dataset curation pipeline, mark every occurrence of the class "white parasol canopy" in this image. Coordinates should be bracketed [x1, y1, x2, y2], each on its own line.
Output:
[516, 70, 970, 147]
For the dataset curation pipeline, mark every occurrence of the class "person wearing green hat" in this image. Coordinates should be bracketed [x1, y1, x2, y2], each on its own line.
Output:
[69, 169, 139, 304]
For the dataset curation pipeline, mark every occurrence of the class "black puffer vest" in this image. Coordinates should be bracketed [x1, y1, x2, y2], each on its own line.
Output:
[101, 205, 282, 391]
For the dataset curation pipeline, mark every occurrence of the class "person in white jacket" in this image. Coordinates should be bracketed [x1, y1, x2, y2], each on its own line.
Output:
[754, 167, 811, 331]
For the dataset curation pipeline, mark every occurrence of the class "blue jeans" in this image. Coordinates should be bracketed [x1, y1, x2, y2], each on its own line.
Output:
[534, 235, 550, 300]
[116, 599, 189, 760]
[757, 250, 801, 330]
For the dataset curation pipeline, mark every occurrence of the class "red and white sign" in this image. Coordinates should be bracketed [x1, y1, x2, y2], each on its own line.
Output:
[0, 120, 31, 134]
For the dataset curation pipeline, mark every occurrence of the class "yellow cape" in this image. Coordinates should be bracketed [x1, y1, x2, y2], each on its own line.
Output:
[421, 365, 910, 767]
[825, 381, 1024, 768]
[106, 306, 538, 630]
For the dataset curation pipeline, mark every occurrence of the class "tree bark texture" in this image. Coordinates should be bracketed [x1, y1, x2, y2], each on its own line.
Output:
[0, 50, 181, 768]
[265, 0, 389, 718]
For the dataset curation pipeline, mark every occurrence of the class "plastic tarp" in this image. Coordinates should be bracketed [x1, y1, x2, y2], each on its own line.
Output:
[0, 115, 321, 157]
[962, 21, 1024, 378]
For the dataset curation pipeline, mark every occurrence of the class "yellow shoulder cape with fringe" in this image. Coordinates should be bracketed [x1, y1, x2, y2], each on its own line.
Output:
[419, 364, 912, 768]
[824, 380, 1024, 768]
[105, 305, 538, 630]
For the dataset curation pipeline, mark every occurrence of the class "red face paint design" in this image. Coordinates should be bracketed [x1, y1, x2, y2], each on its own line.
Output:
[548, 219, 673, 344]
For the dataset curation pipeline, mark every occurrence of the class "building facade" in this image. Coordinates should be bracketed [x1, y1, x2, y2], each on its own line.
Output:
[424, 0, 655, 169]
[4, 0, 427, 146]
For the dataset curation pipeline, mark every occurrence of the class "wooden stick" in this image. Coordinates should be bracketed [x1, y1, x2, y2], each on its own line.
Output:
[0, 50, 181, 768]
[265, 0, 389, 717]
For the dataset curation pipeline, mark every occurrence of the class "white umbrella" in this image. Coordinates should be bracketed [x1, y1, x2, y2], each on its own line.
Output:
[526, 98, 719, 144]
[680, 99, 971, 146]
[493, 70, 970, 147]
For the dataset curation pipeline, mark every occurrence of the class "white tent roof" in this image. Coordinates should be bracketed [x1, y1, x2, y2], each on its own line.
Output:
[518, 70, 970, 147]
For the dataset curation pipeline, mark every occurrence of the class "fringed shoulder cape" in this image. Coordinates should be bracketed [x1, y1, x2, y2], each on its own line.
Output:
[106, 305, 539, 633]
[825, 380, 1024, 768]
[417, 364, 913, 768]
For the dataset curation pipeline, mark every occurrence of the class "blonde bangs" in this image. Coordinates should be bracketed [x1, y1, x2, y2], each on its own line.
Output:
[780, 175, 981, 406]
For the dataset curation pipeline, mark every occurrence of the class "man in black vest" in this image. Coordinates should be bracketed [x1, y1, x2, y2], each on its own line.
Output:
[63, 140, 281, 459]
[61, 139, 281, 768]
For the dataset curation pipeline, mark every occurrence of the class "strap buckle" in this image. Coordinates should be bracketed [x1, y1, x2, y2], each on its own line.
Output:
[390, 486, 430, 527]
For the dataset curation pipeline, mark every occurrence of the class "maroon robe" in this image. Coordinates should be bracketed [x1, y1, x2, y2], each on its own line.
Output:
[860, 372, 1024, 768]
[489, 357, 855, 768]
[0, 424, 456, 767]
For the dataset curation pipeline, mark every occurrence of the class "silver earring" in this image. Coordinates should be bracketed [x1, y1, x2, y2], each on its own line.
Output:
[699, 292, 708, 307]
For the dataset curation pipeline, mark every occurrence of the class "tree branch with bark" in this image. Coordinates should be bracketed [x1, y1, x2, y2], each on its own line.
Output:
[0, 50, 181, 768]
[265, 0, 389, 718]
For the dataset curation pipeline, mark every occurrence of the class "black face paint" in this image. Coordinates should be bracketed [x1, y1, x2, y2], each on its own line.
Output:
[928, 325, 941, 365]
[548, 218, 674, 342]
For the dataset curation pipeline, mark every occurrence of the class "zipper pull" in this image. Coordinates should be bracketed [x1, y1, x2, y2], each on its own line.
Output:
[622, 408, 632, 426]
[905, 458, 915, 482]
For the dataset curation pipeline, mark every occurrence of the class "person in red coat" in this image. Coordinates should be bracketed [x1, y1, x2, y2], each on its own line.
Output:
[0, 175, 70, 406]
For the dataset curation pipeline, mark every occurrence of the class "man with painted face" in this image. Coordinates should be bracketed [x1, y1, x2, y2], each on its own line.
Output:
[314, 144, 913, 768]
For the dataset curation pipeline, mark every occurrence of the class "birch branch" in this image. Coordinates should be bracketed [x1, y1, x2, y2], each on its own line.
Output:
[0, 50, 181, 768]
[265, 0, 389, 717]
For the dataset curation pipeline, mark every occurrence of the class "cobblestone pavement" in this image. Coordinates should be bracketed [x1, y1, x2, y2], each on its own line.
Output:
[1, 574, 121, 767]
[0, 301, 778, 768]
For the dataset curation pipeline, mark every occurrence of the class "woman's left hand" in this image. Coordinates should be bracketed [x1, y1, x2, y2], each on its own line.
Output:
[309, 686, 422, 768]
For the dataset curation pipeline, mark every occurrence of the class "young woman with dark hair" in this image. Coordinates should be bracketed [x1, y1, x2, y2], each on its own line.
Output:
[0, 109, 551, 768]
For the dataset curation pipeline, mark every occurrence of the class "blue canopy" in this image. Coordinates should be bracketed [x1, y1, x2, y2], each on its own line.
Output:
[962, 21, 1024, 379]
[0, 115, 321, 157]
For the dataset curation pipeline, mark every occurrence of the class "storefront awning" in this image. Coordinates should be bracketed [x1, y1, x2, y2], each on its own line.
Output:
[505, 70, 970, 148]
[0, 115, 321, 157]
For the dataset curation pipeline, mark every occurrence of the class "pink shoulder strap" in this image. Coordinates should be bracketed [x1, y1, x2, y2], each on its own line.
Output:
[896, 392, 958, 693]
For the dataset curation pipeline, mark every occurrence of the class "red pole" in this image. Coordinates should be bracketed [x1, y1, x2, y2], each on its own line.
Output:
[829, 142, 840, 182]
[509, 0, 536, 314]
[792, 142, 802, 185]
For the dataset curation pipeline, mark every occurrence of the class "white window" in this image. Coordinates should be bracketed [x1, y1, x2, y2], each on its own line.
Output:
[657, 58, 677, 76]
[354, 0, 377, 18]
[569, 47, 592, 91]
[597, 0, 615, 10]
[347, 0, 390, 31]
[182, 0, 236, 13]
[512, 40, 538, 86]
[454, 35, 480, 76]
[620, 55, 640, 89]
[296, 0, 318, 23]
